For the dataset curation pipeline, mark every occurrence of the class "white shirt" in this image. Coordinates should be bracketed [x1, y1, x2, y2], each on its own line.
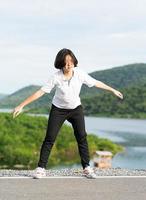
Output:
[40, 67, 97, 109]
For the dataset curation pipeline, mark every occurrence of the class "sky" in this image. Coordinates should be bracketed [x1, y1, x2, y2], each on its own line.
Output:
[0, 0, 146, 94]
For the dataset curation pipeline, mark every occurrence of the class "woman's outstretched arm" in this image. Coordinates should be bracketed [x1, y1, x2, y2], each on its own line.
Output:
[12, 89, 45, 118]
[95, 80, 123, 99]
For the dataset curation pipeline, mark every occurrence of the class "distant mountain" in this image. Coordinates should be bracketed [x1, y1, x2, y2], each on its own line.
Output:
[0, 84, 55, 112]
[0, 63, 146, 116]
[0, 93, 8, 100]
[0, 85, 42, 108]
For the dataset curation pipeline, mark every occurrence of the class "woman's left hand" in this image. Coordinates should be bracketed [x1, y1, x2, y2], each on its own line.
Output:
[113, 90, 124, 99]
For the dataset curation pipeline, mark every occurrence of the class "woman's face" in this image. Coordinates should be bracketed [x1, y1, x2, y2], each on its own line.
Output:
[63, 55, 74, 73]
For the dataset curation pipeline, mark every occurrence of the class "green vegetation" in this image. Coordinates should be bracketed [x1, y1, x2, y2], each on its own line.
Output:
[23, 81, 146, 119]
[0, 113, 123, 169]
[82, 82, 146, 118]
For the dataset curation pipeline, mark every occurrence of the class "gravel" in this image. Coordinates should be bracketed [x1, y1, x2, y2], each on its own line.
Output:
[0, 167, 146, 177]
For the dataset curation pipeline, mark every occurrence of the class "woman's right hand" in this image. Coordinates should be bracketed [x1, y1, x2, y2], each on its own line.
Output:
[12, 105, 24, 118]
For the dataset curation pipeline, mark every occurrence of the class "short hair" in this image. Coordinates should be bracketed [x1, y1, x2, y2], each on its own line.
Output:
[54, 48, 78, 69]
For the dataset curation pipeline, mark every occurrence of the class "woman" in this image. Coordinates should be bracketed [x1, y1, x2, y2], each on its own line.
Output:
[12, 48, 123, 179]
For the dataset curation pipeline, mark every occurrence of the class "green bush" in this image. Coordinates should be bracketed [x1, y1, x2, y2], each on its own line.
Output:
[0, 113, 123, 169]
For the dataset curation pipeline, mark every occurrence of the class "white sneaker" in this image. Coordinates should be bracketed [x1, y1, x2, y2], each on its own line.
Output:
[33, 167, 46, 179]
[83, 166, 97, 179]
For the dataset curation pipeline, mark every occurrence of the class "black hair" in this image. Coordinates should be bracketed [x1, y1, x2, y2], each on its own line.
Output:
[54, 48, 78, 69]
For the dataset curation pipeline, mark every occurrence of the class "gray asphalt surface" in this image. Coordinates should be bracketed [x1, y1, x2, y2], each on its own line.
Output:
[0, 177, 146, 200]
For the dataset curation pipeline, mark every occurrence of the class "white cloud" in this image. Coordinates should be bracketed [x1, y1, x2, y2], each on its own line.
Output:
[0, 0, 146, 93]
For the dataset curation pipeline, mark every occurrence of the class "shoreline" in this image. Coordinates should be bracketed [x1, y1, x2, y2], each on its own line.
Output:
[0, 109, 146, 120]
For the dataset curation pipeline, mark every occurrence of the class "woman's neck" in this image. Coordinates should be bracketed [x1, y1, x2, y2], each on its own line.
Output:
[63, 69, 73, 77]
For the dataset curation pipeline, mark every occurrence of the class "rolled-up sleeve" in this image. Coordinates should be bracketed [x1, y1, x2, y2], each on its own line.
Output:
[40, 74, 56, 93]
[81, 70, 97, 87]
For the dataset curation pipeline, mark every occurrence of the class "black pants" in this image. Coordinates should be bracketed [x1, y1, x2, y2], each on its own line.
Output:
[37, 104, 90, 169]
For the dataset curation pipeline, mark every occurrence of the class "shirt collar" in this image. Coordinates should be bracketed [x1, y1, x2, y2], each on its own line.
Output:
[61, 67, 75, 81]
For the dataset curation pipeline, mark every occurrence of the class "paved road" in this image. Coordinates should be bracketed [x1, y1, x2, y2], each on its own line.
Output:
[0, 177, 146, 200]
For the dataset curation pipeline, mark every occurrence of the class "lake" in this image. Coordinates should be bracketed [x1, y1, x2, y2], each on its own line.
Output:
[83, 117, 146, 170]
[1, 109, 146, 170]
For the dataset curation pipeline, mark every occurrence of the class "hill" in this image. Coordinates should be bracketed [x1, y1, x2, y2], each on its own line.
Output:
[80, 63, 146, 96]
[0, 63, 146, 117]
[81, 81, 146, 118]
